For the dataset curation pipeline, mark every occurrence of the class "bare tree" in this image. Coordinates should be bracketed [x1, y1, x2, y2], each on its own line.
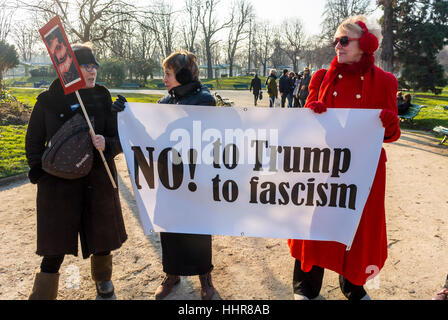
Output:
[271, 36, 290, 68]
[0, 1, 15, 42]
[13, 23, 38, 62]
[225, 0, 253, 76]
[18, 0, 137, 43]
[181, 0, 201, 53]
[145, 0, 177, 58]
[104, 17, 134, 60]
[280, 18, 306, 72]
[198, 0, 233, 79]
[321, 0, 373, 41]
[303, 36, 334, 70]
[253, 21, 275, 76]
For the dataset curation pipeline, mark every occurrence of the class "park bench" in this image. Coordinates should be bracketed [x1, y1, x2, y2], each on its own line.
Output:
[12, 81, 27, 86]
[433, 126, 448, 145]
[33, 80, 49, 88]
[399, 104, 426, 124]
[120, 83, 140, 89]
[157, 83, 165, 89]
[433, 88, 443, 95]
[233, 84, 249, 90]
[204, 84, 214, 90]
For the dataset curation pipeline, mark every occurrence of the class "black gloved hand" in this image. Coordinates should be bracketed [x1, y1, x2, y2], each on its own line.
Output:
[112, 95, 127, 112]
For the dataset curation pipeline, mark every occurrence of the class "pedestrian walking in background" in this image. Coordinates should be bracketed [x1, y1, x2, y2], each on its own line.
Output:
[287, 71, 296, 108]
[297, 67, 311, 107]
[266, 69, 278, 108]
[250, 74, 262, 106]
[279, 69, 290, 108]
[293, 72, 302, 108]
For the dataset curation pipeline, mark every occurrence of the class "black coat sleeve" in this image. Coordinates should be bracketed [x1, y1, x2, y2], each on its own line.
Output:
[103, 90, 123, 159]
[25, 100, 47, 184]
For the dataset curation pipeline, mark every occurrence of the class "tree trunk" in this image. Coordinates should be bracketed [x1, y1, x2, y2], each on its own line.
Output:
[229, 59, 234, 77]
[380, 0, 394, 73]
[207, 46, 213, 79]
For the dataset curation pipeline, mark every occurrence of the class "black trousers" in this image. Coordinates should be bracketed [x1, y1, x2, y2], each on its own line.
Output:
[253, 93, 259, 106]
[40, 251, 110, 274]
[161, 232, 213, 276]
[293, 259, 367, 300]
[293, 96, 300, 108]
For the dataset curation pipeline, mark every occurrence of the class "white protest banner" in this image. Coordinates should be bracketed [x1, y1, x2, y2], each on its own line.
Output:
[118, 104, 384, 248]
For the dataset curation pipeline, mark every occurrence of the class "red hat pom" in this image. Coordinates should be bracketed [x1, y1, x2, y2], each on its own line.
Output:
[359, 32, 379, 54]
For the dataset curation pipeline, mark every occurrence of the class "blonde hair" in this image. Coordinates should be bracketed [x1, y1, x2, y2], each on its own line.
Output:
[336, 15, 382, 44]
[72, 42, 94, 51]
[162, 51, 200, 81]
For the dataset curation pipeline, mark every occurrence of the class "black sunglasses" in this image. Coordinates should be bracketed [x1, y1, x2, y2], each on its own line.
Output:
[332, 36, 360, 47]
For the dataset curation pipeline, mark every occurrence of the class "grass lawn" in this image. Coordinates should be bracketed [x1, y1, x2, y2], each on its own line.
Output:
[139, 76, 267, 90]
[7, 88, 163, 106]
[401, 88, 448, 143]
[409, 96, 448, 128]
[201, 76, 267, 90]
[6, 75, 265, 90]
[3, 76, 54, 88]
[116, 93, 162, 103]
[0, 125, 28, 178]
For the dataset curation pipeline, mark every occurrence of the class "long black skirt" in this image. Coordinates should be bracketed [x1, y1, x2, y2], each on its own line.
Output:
[160, 232, 213, 276]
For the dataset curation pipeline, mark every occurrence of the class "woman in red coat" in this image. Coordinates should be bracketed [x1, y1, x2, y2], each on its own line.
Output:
[288, 15, 400, 300]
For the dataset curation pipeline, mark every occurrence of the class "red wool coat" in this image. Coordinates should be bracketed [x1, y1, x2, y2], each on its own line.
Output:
[287, 56, 400, 286]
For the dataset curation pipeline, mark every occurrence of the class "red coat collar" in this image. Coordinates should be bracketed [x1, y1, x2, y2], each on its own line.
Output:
[318, 55, 375, 104]
[330, 54, 375, 75]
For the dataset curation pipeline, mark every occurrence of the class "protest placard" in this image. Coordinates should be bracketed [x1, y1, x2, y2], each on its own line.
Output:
[39, 16, 85, 94]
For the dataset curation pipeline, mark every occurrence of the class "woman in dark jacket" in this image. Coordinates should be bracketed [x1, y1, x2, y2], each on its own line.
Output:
[155, 51, 216, 300]
[397, 93, 412, 115]
[25, 43, 127, 300]
[250, 74, 262, 106]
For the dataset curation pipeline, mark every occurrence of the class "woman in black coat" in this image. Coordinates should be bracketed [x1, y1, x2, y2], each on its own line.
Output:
[397, 93, 412, 115]
[155, 51, 216, 300]
[250, 74, 262, 106]
[25, 43, 127, 300]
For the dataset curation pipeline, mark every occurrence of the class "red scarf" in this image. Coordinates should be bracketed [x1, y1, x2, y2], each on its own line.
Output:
[318, 54, 375, 104]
